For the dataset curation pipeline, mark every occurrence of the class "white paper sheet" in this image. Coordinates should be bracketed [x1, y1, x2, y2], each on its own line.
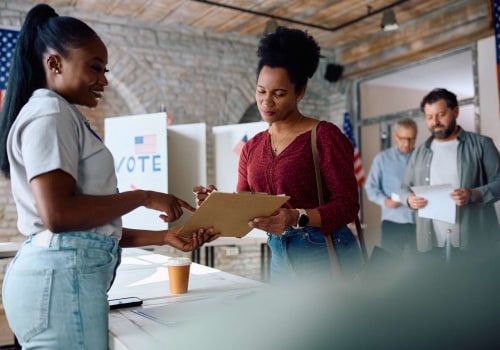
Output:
[411, 184, 456, 224]
[390, 192, 401, 202]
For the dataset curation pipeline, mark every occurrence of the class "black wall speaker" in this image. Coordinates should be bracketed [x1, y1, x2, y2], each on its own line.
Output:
[324, 63, 344, 83]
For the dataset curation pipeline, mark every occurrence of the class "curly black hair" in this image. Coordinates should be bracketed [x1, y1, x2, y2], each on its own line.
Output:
[257, 26, 321, 93]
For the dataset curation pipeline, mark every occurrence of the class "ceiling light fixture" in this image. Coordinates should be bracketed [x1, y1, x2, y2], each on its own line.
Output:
[381, 9, 399, 31]
[191, 0, 409, 32]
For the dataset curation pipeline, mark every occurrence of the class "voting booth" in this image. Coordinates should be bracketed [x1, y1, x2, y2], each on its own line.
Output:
[104, 113, 206, 230]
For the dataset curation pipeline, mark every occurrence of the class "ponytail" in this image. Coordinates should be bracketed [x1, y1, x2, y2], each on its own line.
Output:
[0, 4, 99, 178]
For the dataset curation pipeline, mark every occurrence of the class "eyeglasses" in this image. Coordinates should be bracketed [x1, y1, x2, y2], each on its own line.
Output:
[396, 135, 416, 143]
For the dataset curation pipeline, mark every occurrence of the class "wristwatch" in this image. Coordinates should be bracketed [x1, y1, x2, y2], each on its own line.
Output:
[293, 209, 309, 228]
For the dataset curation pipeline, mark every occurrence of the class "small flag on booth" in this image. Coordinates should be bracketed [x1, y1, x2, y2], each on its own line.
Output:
[232, 134, 248, 156]
[134, 134, 157, 154]
[342, 112, 365, 187]
[0, 27, 19, 107]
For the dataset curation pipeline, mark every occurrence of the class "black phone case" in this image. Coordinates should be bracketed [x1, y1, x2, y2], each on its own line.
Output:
[108, 297, 143, 310]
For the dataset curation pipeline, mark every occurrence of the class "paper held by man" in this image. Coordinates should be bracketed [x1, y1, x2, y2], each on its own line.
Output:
[176, 192, 290, 238]
[411, 184, 456, 224]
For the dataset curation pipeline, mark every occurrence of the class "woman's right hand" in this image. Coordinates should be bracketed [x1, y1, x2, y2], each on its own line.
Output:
[192, 185, 218, 207]
[145, 192, 195, 223]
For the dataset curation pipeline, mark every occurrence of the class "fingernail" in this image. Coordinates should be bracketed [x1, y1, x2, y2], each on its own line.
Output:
[248, 221, 254, 228]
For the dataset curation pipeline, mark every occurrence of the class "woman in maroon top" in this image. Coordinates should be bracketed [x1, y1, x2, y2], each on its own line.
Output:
[196, 27, 362, 282]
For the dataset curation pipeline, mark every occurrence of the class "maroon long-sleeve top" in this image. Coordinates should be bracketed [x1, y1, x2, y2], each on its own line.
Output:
[237, 120, 360, 234]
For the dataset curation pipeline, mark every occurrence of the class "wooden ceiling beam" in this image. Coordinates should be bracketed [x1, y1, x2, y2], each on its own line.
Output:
[337, 0, 491, 77]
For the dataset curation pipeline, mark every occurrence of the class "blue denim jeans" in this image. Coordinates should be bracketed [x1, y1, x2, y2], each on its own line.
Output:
[2, 231, 121, 350]
[267, 225, 363, 283]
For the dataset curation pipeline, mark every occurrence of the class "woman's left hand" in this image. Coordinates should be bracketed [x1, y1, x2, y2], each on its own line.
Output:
[248, 208, 293, 234]
[164, 226, 220, 251]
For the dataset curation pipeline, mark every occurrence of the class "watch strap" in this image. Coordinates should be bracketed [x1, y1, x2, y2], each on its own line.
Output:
[293, 208, 308, 228]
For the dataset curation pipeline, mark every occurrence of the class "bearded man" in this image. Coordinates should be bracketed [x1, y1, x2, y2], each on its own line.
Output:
[400, 88, 500, 260]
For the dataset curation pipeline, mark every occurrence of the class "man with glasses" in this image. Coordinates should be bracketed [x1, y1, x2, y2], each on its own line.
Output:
[400, 88, 500, 261]
[365, 118, 418, 256]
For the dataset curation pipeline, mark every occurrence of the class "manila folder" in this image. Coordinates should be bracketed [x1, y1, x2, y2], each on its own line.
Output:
[176, 192, 290, 238]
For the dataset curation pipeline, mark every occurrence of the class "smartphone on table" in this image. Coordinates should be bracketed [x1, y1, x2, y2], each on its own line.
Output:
[108, 296, 143, 310]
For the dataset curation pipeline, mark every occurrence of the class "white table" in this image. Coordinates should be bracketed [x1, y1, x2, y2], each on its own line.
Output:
[108, 248, 265, 350]
[0, 241, 21, 258]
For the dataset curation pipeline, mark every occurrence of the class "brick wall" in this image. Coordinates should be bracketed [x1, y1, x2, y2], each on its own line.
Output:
[0, 1, 351, 299]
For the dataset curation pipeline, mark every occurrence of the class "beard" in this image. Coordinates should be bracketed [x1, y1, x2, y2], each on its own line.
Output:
[431, 118, 457, 139]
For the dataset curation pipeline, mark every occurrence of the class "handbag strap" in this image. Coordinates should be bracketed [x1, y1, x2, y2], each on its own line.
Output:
[356, 213, 368, 263]
[311, 122, 324, 207]
[311, 122, 368, 268]
[311, 122, 340, 275]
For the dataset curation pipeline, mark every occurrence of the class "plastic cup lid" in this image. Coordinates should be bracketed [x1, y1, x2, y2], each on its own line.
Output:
[166, 257, 191, 266]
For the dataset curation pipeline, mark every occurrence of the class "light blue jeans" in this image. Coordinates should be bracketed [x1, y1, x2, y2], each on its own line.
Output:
[267, 225, 363, 283]
[2, 231, 121, 350]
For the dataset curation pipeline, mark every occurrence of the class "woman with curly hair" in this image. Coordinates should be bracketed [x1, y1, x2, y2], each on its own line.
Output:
[195, 27, 362, 283]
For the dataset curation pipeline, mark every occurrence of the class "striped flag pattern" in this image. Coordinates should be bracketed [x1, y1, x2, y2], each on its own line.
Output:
[342, 112, 365, 187]
[134, 135, 157, 154]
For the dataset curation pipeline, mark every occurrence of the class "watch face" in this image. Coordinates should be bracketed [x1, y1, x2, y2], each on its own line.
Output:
[298, 214, 309, 227]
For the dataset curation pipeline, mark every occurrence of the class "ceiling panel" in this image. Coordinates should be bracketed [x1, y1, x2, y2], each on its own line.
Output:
[23, 0, 492, 78]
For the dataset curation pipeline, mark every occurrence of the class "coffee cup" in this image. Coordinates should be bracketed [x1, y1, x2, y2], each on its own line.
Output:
[166, 257, 191, 294]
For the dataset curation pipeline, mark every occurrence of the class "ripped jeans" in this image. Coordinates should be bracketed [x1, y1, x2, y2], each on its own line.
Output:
[2, 231, 121, 350]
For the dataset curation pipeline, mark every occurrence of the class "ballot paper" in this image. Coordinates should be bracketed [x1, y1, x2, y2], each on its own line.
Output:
[390, 192, 401, 203]
[411, 184, 456, 224]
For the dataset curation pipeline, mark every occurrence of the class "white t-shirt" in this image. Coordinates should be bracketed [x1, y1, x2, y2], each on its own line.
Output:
[7, 89, 122, 238]
[430, 139, 460, 247]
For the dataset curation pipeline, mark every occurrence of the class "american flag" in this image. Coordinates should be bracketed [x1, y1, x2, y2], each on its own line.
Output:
[342, 112, 365, 187]
[232, 134, 248, 156]
[0, 27, 19, 106]
[493, 0, 500, 104]
[134, 135, 157, 154]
